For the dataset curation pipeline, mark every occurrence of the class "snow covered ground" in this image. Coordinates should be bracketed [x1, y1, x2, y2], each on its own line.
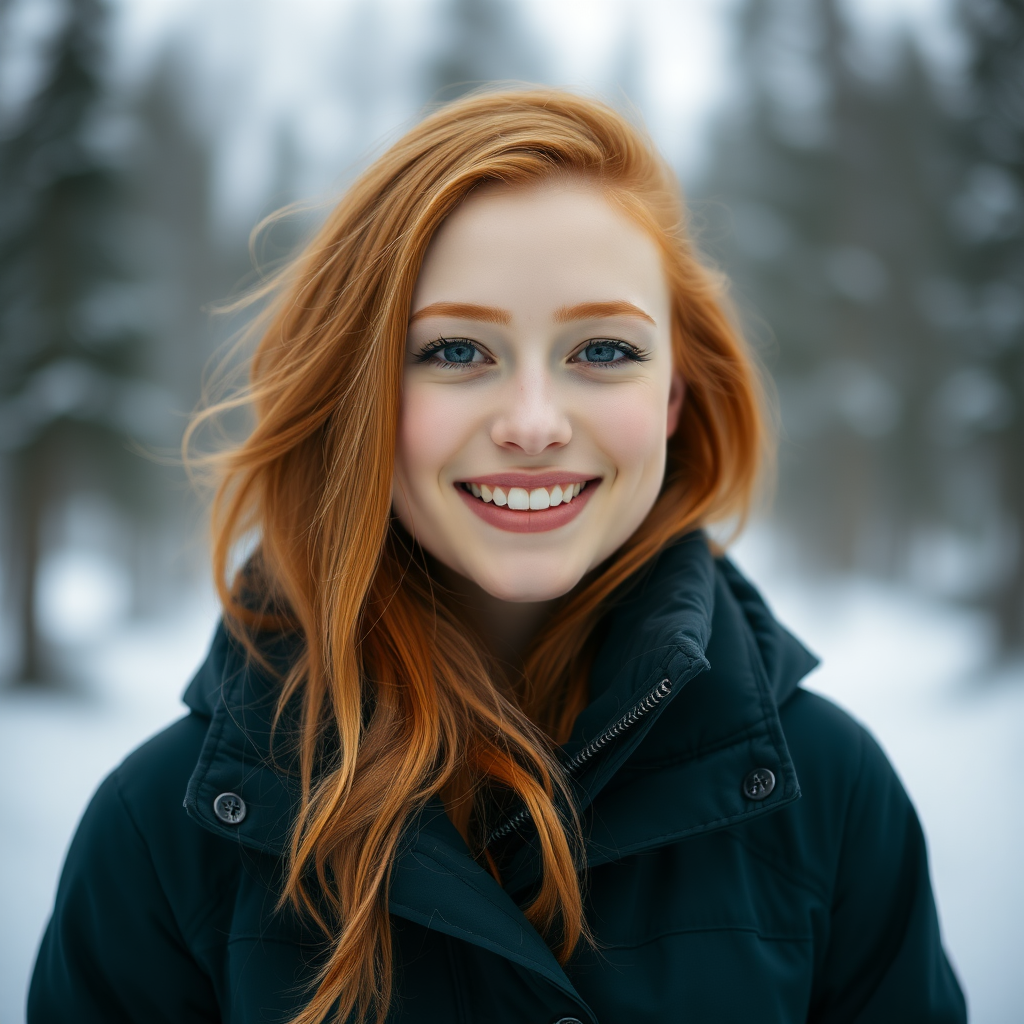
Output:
[0, 586, 221, 1024]
[1, 536, 1022, 1023]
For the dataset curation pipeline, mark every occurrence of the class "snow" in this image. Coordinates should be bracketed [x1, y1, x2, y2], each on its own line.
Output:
[2, 536, 1022, 1023]
[0, 588, 220, 1023]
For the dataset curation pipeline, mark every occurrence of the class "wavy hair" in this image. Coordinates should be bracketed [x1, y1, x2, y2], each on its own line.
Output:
[186, 88, 769, 1024]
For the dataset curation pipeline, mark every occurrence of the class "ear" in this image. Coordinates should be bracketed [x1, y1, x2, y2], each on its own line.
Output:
[666, 371, 685, 437]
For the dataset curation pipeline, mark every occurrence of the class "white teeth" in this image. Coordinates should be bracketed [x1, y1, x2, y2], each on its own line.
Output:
[507, 487, 530, 510]
[464, 480, 589, 509]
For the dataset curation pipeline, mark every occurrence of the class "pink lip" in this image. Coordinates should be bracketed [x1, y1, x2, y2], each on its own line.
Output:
[457, 472, 595, 489]
[456, 479, 599, 533]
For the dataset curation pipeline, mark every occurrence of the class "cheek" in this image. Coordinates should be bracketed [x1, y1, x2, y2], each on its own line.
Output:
[585, 387, 668, 473]
[395, 385, 469, 482]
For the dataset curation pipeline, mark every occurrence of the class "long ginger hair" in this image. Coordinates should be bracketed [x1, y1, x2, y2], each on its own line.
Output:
[187, 89, 769, 1024]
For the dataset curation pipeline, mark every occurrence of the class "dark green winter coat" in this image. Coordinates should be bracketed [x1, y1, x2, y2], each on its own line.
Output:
[29, 533, 966, 1023]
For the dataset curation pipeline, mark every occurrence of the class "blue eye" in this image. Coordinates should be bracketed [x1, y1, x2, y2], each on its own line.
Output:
[440, 342, 477, 363]
[579, 342, 624, 363]
[417, 338, 486, 366]
[573, 339, 645, 365]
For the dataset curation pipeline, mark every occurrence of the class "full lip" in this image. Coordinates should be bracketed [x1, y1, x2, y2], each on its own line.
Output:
[453, 473, 602, 534]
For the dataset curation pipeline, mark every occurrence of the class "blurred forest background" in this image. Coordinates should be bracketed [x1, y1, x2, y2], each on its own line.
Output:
[1, 0, 1021, 686]
[2, 2, 1023, 1021]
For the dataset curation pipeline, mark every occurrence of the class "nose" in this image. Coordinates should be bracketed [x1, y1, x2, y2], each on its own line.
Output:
[490, 369, 571, 455]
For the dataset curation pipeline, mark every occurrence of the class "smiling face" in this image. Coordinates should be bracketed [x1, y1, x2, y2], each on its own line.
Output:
[392, 180, 683, 604]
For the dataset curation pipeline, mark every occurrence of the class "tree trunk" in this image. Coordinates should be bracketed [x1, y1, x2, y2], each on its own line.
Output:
[13, 442, 49, 685]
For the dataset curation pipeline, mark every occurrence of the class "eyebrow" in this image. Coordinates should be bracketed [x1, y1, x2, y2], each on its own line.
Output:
[554, 300, 656, 325]
[409, 301, 512, 325]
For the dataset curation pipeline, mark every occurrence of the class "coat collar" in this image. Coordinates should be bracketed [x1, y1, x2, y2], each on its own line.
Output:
[181, 532, 818, 1019]
[495, 533, 818, 891]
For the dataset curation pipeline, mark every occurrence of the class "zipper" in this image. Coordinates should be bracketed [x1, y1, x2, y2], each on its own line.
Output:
[485, 676, 674, 846]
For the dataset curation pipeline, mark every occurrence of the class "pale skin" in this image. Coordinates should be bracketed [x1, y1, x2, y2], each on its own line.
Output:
[392, 180, 684, 666]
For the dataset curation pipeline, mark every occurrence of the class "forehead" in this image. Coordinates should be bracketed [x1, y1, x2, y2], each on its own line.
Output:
[412, 181, 669, 322]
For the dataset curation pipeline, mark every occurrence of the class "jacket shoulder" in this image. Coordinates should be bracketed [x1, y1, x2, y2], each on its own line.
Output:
[108, 711, 249, 938]
[766, 689, 966, 1023]
[113, 711, 209, 825]
[779, 686, 900, 817]
[29, 712, 230, 1022]
[780, 686, 876, 772]
[774, 686, 906, 867]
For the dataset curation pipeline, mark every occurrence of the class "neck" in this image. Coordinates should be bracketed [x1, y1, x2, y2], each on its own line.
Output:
[437, 569, 557, 670]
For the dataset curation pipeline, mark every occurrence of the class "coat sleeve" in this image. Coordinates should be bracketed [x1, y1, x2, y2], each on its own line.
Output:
[804, 705, 967, 1024]
[28, 764, 220, 1024]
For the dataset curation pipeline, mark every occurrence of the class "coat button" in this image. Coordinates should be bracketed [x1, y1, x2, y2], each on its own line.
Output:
[553, 1019, 584, 1024]
[742, 768, 775, 800]
[213, 792, 247, 824]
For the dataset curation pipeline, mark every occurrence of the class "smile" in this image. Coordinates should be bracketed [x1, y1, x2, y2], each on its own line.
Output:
[460, 480, 586, 509]
[454, 475, 598, 533]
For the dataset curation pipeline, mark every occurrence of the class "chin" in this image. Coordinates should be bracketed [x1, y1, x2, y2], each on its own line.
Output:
[468, 560, 586, 604]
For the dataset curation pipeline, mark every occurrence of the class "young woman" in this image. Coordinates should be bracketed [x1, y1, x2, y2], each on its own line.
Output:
[30, 90, 965, 1024]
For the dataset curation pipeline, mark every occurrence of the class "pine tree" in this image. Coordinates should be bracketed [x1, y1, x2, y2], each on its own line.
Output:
[0, 0, 166, 682]
[116, 45, 226, 612]
[701, 0, 965, 580]
[954, 0, 1024, 648]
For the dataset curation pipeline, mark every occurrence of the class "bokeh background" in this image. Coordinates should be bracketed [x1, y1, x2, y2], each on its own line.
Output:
[1, 0, 1022, 1021]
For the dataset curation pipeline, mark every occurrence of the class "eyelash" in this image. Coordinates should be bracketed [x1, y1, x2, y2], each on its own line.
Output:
[416, 336, 649, 368]
[415, 337, 489, 368]
[569, 339, 648, 365]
